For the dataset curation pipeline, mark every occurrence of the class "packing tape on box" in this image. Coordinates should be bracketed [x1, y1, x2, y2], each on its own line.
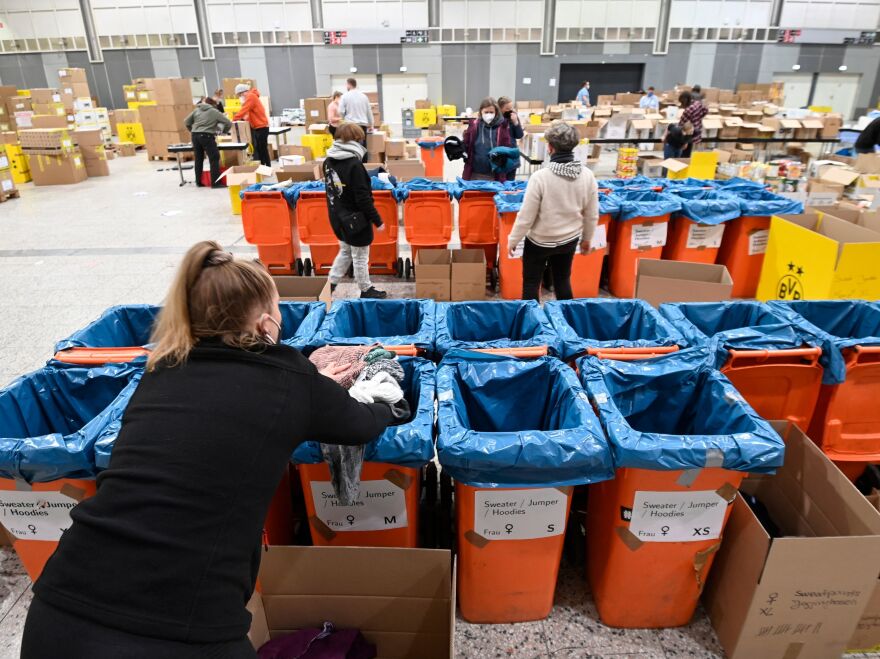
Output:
[383, 468, 412, 491]
[694, 543, 720, 592]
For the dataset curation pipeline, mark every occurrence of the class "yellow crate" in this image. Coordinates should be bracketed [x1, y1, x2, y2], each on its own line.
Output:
[226, 98, 242, 112]
[529, 114, 543, 125]
[414, 108, 437, 128]
[117, 122, 146, 145]
[17, 90, 29, 97]
[127, 101, 156, 110]
[301, 133, 332, 159]
[436, 104, 457, 118]
[666, 152, 718, 180]
[5, 145, 31, 182]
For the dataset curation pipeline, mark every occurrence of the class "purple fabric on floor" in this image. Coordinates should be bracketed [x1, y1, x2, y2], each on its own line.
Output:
[257, 623, 376, 659]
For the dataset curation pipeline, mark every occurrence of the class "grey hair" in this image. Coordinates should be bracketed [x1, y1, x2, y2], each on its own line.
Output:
[545, 121, 579, 152]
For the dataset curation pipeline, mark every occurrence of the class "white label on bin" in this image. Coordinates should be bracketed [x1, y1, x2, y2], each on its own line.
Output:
[0, 491, 78, 540]
[589, 224, 608, 251]
[627, 490, 731, 542]
[748, 229, 769, 256]
[686, 224, 725, 250]
[510, 240, 524, 259]
[310, 480, 407, 532]
[630, 222, 667, 249]
[474, 488, 567, 540]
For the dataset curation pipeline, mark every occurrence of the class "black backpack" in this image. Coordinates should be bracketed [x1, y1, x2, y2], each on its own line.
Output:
[322, 160, 369, 242]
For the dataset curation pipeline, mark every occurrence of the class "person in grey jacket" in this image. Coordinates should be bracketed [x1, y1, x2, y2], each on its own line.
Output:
[184, 98, 233, 188]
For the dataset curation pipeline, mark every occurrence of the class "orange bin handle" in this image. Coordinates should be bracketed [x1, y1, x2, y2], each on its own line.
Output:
[54, 347, 151, 365]
[848, 345, 880, 367]
[384, 345, 422, 357]
[726, 347, 821, 369]
[587, 346, 679, 357]
[471, 346, 549, 358]
[588, 349, 677, 361]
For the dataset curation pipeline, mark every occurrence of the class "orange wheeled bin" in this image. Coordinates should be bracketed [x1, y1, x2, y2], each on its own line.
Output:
[715, 187, 803, 298]
[607, 190, 682, 298]
[660, 301, 824, 432]
[293, 358, 435, 547]
[437, 355, 614, 623]
[370, 189, 401, 275]
[296, 190, 338, 276]
[400, 183, 453, 279]
[241, 190, 303, 275]
[663, 188, 741, 265]
[769, 300, 880, 481]
[579, 350, 785, 628]
[496, 193, 523, 299]
[417, 137, 445, 178]
[458, 190, 499, 286]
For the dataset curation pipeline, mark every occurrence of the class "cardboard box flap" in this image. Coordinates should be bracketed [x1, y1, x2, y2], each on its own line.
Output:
[780, 119, 802, 129]
[800, 118, 824, 129]
[246, 592, 271, 649]
[725, 118, 743, 126]
[702, 117, 724, 130]
[819, 167, 861, 187]
[638, 259, 732, 284]
[660, 158, 689, 173]
[630, 119, 654, 130]
[272, 276, 331, 305]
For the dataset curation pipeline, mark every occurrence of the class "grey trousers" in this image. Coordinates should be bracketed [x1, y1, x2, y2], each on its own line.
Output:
[329, 241, 372, 291]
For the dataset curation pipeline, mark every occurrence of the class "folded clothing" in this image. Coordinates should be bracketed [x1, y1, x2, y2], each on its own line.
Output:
[258, 621, 377, 659]
[309, 344, 376, 388]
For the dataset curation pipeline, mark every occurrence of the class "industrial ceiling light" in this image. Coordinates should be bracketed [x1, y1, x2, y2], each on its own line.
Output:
[839, 65, 848, 71]
[792, 64, 801, 70]
[350, 66, 357, 73]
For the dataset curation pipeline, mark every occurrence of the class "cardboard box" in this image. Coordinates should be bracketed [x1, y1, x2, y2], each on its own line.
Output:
[635, 259, 733, 306]
[232, 121, 252, 146]
[851, 488, 880, 652]
[275, 163, 318, 183]
[756, 212, 880, 301]
[816, 164, 860, 188]
[6, 97, 32, 115]
[795, 118, 823, 140]
[13, 112, 34, 129]
[385, 159, 425, 181]
[138, 104, 193, 132]
[147, 79, 193, 106]
[415, 249, 452, 301]
[367, 132, 386, 154]
[279, 144, 313, 161]
[114, 109, 139, 124]
[27, 151, 88, 186]
[58, 68, 87, 84]
[60, 82, 90, 99]
[218, 163, 273, 188]
[0, 85, 18, 100]
[84, 157, 109, 177]
[247, 545, 454, 657]
[117, 142, 137, 157]
[223, 77, 256, 98]
[30, 88, 62, 105]
[0, 168, 16, 198]
[704, 423, 880, 659]
[271, 276, 331, 307]
[821, 114, 843, 138]
[304, 97, 329, 123]
[451, 249, 486, 301]
[385, 139, 407, 158]
[31, 115, 69, 129]
[854, 153, 880, 175]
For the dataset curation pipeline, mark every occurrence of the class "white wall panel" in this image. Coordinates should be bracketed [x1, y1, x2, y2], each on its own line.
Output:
[402, 1, 428, 26]
[517, 0, 543, 27]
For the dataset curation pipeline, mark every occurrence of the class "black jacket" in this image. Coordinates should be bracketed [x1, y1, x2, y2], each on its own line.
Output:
[34, 340, 393, 643]
[856, 117, 880, 151]
[323, 156, 383, 247]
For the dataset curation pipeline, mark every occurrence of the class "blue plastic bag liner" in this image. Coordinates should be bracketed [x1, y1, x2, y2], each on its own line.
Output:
[617, 189, 682, 222]
[503, 180, 528, 192]
[436, 354, 614, 487]
[668, 188, 742, 225]
[55, 304, 160, 353]
[599, 191, 621, 217]
[434, 300, 562, 355]
[0, 361, 143, 482]
[767, 300, 880, 384]
[545, 299, 685, 361]
[488, 147, 522, 174]
[309, 299, 436, 351]
[449, 177, 506, 200]
[714, 177, 766, 192]
[659, 301, 816, 371]
[493, 191, 523, 214]
[393, 178, 453, 202]
[417, 140, 444, 150]
[282, 180, 325, 206]
[597, 176, 658, 190]
[292, 357, 435, 467]
[370, 176, 396, 192]
[735, 189, 803, 217]
[578, 349, 785, 472]
[662, 178, 719, 189]
[277, 302, 328, 351]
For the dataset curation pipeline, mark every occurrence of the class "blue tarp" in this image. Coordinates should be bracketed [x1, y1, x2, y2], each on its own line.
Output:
[545, 299, 685, 361]
[0, 361, 144, 482]
[767, 300, 880, 384]
[436, 354, 614, 487]
[370, 176, 396, 191]
[735, 189, 804, 217]
[450, 177, 506, 200]
[659, 301, 816, 371]
[393, 178, 453, 202]
[578, 349, 785, 472]
[292, 357, 435, 467]
[488, 147, 521, 175]
[668, 188, 742, 225]
[597, 176, 658, 190]
[434, 300, 562, 355]
[282, 180, 325, 206]
[493, 191, 523, 214]
[309, 299, 436, 352]
[55, 303, 326, 354]
[617, 189, 683, 222]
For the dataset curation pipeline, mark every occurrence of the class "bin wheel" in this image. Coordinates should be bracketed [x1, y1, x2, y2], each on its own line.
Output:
[295, 258, 304, 276]
[396, 257, 404, 278]
[404, 258, 413, 280]
[304, 258, 313, 277]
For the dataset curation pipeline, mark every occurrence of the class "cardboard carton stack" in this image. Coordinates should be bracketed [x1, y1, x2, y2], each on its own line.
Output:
[7, 93, 34, 132]
[0, 144, 18, 202]
[73, 128, 110, 177]
[0, 86, 17, 132]
[415, 249, 486, 301]
[19, 127, 87, 186]
[28, 88, 72, 131]
[57, 68, 92, 115]
[276, 145, 318, 182]
[132, 79, 195, 159]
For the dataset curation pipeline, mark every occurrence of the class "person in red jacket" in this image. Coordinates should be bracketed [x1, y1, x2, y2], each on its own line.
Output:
[461, 97, 514, 182]
[233, 83, 271, 167]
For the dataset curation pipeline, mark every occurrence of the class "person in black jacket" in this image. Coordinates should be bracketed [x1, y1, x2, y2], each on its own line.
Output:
[22, 241, 404, 659]
[323, 122, 387, 299]
[855, 116, 880, 154]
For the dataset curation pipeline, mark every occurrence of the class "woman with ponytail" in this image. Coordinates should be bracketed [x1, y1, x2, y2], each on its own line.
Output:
[22, 241, 403, 659]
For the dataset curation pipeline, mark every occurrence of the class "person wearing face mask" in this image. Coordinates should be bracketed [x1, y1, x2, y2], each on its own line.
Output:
[22, 241, 402, 659]
[639, 86, 659, 111]
[212, 88, 225, 115]
[462, 97, 514, 182]
[498, 96, 524, 141]
[233, 83, 271, 167]
[576, 81, 591, 107]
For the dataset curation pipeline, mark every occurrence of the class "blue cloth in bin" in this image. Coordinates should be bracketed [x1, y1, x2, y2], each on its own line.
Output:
[668, 188, 742, 225]
[436, 354, 614, 488]
[434, 300, 561, 355]
[546, 299, 685, 361]
[309, 299, 436, 351]
[767, 300, 880, 385]
[735, 189, 803, 217]
[659, 301, 814, 371]
[393, 178, 453, 202]
[450, 177, 506, 200]
[283, 180, 325, 206]
[0, 361, 143, 482]
[617, 190, 682, 222]
[370, 176, 396, 191]
[578, 349, 785, 472]
[292, 357, 435, 467]
[503, 180, 528, 192]
[493, 192, 523, 214]
[55, 304, 160, 353]
[715, 177, 766, 192]
[597, 176, 658, 190]
[599, 192, 621, 217]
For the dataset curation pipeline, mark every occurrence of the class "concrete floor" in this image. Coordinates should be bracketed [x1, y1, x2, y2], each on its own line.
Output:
[0, 152, 876, 659]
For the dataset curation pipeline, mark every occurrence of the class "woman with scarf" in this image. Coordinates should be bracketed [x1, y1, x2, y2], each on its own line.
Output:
[322, 122, 387, 299]
[461, 97, 513, 181]
[506, 121, 599, 301]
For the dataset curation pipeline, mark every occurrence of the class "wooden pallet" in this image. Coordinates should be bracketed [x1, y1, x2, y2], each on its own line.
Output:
[148, 153, 194, 162]
[0, 189, 21, 202]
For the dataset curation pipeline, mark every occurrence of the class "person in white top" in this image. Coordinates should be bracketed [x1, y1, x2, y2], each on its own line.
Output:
[338, 78, 373, 129]
[507, 121, 599, 301]
[639, 86, 660, 111]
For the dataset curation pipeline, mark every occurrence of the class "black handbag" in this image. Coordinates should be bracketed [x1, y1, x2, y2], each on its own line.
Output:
[323, 160, 369, 240]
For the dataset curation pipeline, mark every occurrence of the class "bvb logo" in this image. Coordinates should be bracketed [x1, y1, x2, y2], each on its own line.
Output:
[777, 262, 804, 300]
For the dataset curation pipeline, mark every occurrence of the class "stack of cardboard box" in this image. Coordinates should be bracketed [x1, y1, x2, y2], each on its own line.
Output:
[367, 91, 381, 126]
[0, 143, 18, 202]
[19, 127, 87, 186]
[276, 145, 318, 182]
[382, 137, 425, 180]
[131, 79, 195, 159]
[304, 97, 331, 123]
[0, 86, 16, 133]
[57, 68, 92, 114]
[73, 128, 110, 177]
[7, 93, 34, 132]
[415, 249, 486, 301]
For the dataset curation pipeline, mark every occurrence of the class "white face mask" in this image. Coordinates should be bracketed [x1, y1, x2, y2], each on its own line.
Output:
[482, 113, 495, 124]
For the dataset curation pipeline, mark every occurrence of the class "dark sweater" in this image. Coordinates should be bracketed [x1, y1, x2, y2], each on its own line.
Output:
[855, 117, 880, 152]
[323, 156, 383, 247]
[34, 340, 393, 643]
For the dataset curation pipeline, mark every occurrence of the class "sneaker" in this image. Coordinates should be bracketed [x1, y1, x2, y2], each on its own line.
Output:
[360, 286, 387, 299]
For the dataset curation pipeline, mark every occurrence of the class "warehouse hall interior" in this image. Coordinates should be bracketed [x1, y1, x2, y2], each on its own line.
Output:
[1, 0, 880, 658]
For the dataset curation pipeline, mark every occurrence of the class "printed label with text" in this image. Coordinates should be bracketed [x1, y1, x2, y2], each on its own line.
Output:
[589, 224, 608, 251]
[630, 222, 668, 249]
[310, 480, 407, 532]
[0, 491, 78, 540]
[748, 230, 770, 256]
[686, 224, 725, 250]
[628, 490, 731, 542]
[474, 488, 567, 540]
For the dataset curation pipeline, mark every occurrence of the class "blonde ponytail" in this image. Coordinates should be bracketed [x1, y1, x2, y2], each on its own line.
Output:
[147, 241, 276, 371]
